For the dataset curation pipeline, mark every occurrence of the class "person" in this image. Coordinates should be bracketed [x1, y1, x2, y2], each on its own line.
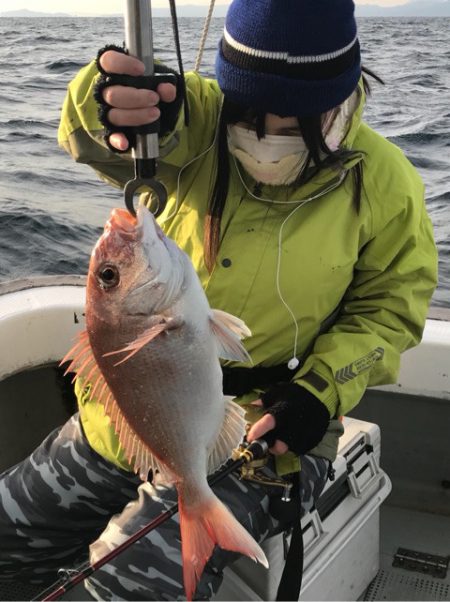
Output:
[0, 0, 438, 600]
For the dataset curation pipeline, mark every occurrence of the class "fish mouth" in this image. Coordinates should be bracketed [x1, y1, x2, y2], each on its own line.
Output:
[105, 207, 166, 244]
[107, 208, 137, 233]
[104, 205, 174, 275]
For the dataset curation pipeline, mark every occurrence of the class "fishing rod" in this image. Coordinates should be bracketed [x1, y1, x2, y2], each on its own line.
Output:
[33, 439, 270, 602]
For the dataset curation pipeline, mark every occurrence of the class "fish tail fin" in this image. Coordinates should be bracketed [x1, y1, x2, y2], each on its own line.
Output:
[179, 493, 268, 601]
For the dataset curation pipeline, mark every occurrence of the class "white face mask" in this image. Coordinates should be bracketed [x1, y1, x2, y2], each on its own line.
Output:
[227, 90, 360, 186]
[227, 126, 308, 185]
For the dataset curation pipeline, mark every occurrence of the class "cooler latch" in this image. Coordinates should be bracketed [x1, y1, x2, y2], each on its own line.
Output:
[347, 444, 380, 499]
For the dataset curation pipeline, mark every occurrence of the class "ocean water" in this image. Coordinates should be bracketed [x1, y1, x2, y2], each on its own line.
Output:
[0, 17, 448, 307]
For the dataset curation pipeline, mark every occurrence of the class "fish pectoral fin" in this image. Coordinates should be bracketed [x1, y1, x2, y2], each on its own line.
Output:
[208, 397, 246, 474]
[103, 316, 181, 366]
[209, 309, 252, 362]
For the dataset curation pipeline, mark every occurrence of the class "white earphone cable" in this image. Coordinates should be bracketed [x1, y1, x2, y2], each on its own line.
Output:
[276, 202, 309, 370]
[161, 126, 345, 370]
[233, 157, 346, 368]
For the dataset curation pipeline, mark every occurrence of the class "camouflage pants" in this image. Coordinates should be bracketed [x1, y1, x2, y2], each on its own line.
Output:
[0, 414, 329, 600]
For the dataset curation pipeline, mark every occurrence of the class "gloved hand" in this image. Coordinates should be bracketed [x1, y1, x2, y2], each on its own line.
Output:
[247, 382, 330, 456]
[93, 44, 183, 152]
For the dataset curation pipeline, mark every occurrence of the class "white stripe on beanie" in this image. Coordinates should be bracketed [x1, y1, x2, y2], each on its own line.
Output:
[223, 27, 358, 64]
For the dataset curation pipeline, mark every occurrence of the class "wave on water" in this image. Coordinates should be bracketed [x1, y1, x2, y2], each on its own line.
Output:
[0, 118, 56, 129]
[0, 132, 51, 143]
[389, 131, 447, 145]
[0, 168, 99, 190]
[0, 94, 21, 105]
[20, 78, 69, 91]
[0, 211, 100, 281]
[45, 60, 87, 73]
[35, 35, 71, 44]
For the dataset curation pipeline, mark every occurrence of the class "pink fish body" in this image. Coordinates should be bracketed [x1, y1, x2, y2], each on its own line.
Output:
[63, 207, 268, 599]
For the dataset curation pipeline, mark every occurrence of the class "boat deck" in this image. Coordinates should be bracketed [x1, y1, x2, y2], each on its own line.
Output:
[365, 505, 450, 601]
[354, 387, 450, 602]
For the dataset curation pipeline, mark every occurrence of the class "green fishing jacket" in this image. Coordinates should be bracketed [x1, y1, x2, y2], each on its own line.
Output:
[58, 62, 437, 475]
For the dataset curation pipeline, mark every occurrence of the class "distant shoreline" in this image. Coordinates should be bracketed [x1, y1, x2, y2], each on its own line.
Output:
[1, 14, 449, 19]
[1, 2, 450, 19]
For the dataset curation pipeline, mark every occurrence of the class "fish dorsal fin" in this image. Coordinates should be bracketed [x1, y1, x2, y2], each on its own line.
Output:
[61, 330, 174, 483]
[207, 397, 247, 475]
[209, 309, 252, 362]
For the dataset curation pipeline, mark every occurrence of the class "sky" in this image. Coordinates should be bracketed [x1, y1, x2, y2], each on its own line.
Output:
[0, 0, 420, 16]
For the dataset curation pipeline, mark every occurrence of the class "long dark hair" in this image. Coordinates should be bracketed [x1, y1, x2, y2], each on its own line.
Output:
[204, 66, 384, 272]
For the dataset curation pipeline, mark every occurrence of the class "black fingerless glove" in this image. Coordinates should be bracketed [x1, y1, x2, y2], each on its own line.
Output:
[93, 44, 183, 152]
[261, 382, 330, 455]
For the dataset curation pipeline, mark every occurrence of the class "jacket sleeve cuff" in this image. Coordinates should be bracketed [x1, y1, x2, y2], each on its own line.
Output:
[295, 361, 339, 418]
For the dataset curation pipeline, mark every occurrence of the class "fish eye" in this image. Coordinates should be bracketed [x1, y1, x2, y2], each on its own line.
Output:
[97, 264, 120, 289]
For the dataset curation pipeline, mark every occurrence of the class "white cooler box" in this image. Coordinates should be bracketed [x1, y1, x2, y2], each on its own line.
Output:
[214, 417, 392, 601]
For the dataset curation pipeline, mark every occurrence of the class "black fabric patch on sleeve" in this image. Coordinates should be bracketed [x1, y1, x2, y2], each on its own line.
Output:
[302, 371, 329, 393]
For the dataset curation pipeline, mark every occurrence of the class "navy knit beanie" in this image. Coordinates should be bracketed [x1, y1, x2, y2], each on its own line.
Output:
[216, 0, 361, 117]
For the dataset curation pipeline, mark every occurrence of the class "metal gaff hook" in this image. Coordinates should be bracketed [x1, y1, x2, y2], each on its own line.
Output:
[124, 160, 168, 218]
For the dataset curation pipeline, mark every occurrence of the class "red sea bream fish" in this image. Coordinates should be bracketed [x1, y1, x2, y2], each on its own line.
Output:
[62, 206, 268, 599]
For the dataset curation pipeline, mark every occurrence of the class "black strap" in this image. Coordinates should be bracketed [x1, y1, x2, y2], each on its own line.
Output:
[276, 518, 303, 601]
[268, 472, 303, 601]
[222, 363, 294, 397]
[276, 464, 335, 599]
[168, 0, 190, 126]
